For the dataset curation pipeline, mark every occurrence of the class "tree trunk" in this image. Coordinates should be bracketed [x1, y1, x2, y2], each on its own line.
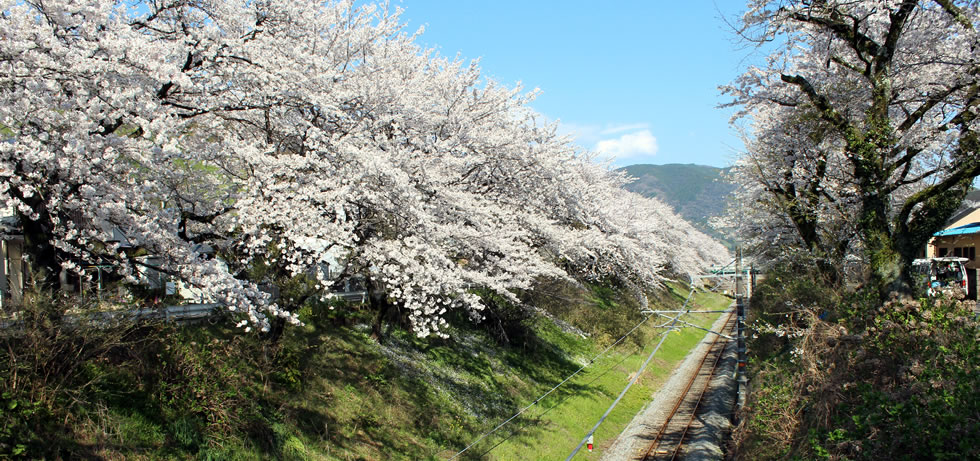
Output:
[894, 177, 975, 287]
[265, 317, 287, 343]
[367, 277, 390, 342]
[18, 208, 61, 292]
[854, 156, 902, 299]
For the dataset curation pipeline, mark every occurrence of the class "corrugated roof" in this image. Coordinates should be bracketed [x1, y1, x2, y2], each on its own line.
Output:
[934, 222, 980, 237]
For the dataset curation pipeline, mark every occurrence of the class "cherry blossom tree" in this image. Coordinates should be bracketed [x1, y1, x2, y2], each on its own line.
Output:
[1, 0, 727, 336]
[722, 104, 863, 282]
[725, 0, 980, 293]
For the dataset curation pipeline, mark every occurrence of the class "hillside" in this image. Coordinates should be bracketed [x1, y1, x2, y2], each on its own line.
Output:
[618, 164, 734, 246]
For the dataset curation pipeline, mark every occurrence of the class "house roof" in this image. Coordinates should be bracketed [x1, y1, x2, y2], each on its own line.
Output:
[944, 190, 980, 226]
[0, 212, 19, 237]
[934, 221, 980, 237]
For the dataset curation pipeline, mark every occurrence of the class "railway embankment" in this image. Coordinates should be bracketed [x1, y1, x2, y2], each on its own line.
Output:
[0, 280, 731, 460]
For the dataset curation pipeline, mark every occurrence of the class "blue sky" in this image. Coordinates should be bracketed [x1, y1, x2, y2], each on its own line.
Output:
[394, 1, 760, 168]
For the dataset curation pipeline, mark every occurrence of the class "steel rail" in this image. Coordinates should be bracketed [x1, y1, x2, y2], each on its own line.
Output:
[639, 312, 736, 460]
[662, 313, 735, 461]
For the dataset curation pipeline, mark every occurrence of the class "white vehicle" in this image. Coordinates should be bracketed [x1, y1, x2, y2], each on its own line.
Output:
[912, 257, 969, 297]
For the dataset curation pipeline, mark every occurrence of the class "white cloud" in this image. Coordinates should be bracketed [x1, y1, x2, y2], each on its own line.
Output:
[600, 123, 650, 136]
[554, 121, 602, 145]
[553, 121, 652, 146]
[595, 129, 659, 160]
[545, 119, 659, 164]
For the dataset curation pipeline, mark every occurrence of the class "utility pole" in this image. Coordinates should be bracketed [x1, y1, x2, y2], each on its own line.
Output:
[735, 246, 747, 410]
[734, 246, 740, 299]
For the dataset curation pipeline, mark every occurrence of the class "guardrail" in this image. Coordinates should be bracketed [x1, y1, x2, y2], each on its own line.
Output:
[334, 291, 368, 303]
[0, 303, 221, 331]
[0, 290, 371, 330]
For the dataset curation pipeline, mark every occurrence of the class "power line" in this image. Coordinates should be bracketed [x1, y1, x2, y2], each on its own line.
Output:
[648, 310, 735, 340]
[448, 284, 705, 460]
[474, 332, 652, 458]
[447, 302, 672, 460]
[564, 282, 739, 459]
[564, 311, 684, 460]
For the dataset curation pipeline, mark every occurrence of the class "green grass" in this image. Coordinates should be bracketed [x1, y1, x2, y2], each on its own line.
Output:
[1, 281, 731, 460]
[478, 286, 731, 460]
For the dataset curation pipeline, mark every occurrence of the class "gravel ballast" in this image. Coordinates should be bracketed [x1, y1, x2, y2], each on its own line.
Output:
[600, 308, 737, 461]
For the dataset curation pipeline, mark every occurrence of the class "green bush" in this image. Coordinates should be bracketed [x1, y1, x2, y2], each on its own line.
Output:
[0, 391, 45, 458]
[733, 261, 980, 461]
[0, 287, 149, 458]
[116, 411, 167, 447]
[839, 294, 980, 459]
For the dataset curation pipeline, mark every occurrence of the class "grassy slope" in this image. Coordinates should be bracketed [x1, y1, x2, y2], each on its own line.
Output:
[486, 288, 729, 460]
[3, 282, 731, 461]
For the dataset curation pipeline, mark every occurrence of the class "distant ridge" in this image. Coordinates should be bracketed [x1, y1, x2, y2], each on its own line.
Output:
[617, 163, 734, 246]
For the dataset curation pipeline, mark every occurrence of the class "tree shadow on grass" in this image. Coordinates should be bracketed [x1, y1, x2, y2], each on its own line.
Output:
[467, 345, 641, 458]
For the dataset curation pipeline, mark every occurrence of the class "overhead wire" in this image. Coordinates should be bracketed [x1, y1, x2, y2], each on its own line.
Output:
[472, 306, 698, 458]
[474, 329, 651, 458]
[564, 310, 684, 461]
[565, 283, 706, 460]
[446, 292, 681, 460]
[649, 311, 735, 340]
[448, 283, 707, 460]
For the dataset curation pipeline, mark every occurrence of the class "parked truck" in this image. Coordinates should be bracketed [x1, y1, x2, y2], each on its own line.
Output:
[912, 257, 969, 297]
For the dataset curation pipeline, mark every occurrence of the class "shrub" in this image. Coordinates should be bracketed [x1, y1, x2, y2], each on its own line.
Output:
[732, 262, 980, 461]
[0, 287, 149, 458]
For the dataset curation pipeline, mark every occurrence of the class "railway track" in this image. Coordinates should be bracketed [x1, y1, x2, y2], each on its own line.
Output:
[637, 311, 736, 461]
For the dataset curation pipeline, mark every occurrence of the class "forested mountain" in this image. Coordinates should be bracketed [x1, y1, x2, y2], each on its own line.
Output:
[618, 164, 734, 246]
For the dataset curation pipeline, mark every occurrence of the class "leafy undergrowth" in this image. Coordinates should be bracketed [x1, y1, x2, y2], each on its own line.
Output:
[1, 280, 731, 460]
[730, 262, 980, 461]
